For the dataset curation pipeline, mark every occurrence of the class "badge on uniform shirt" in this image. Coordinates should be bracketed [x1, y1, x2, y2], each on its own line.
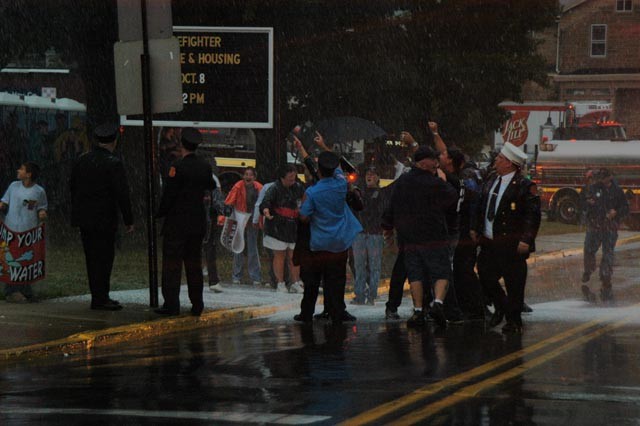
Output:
[511, 202, 516, 211]
[168, 166, 176, 178]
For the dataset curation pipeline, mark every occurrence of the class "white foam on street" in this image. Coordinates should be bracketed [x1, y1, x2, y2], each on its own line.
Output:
[0, 407, 330, 424]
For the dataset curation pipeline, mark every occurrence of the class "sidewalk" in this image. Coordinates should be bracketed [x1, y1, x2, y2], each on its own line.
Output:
[2, 232, 639, 361]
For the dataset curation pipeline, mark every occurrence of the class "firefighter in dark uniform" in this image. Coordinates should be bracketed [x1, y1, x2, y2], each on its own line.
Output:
[70, 122, 134, 311]
[470, 142, 541, 333]
[155, 128, 217, 316]
[580, 167, 629, 303]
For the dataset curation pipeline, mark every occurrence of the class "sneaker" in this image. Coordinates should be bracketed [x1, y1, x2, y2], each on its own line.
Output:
[314, 310, 330, 320]
[341, 311, 357, 322]
[407, 310, 426, 327]
[252, 281, 263, 287]
[232, 279, 241, 285]
[488, 309, 504, 328]
[430, 302, 447, 329]
[581, 285, 596, 303]
[209, 283, 224, 293]
[289, 281, 304, 293]
[6, 292, 28, 304]
[385, 307, 400, 320]
[366, 298, 375, 306]
[600, 287, 614, 303]
[350, 299, 365, 305]
[501, 320, 522, 334]
[276, 282, 288, 293]
[581, 272, 591, 283]
[293, 313, 312, 323]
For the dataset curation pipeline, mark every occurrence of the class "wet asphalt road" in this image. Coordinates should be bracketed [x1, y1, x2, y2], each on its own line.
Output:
[2, 244, 640, 425]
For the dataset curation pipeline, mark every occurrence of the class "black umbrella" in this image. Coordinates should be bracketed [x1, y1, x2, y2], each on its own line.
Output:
[314, 116, 387, 144]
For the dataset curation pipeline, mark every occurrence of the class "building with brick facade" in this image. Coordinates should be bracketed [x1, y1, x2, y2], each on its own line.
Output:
[523, 0, 640, 137]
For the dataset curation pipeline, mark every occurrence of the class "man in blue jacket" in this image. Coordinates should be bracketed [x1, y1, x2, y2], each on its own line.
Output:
[299, 143, 362, 324]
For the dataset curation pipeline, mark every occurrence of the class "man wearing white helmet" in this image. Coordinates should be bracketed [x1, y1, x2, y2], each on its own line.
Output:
[470, 142, 541, 334]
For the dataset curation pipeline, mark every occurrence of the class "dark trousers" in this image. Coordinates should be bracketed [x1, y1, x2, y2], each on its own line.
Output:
[584, 226, 617, 286]
[385, 248, 406, 311]
[80, 228, 116, 306]
[477, 239, 528, 326]
[299, 250, 348, 322]
[453, 238, 485, 317]
[161, 232, 205, 313]
[203, 227, 220, 285]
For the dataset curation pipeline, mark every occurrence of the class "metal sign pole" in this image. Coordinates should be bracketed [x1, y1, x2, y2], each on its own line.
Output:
[141, 0, 159, 307]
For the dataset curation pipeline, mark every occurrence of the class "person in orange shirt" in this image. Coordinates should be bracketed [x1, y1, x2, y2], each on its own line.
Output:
[224, 167, 263, 285]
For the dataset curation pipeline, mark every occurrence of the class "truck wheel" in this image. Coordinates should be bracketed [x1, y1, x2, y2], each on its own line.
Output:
[556, 195, 579, 225]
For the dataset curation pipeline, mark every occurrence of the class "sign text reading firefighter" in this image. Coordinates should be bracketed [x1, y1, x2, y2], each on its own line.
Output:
[178, 34, 243, 105]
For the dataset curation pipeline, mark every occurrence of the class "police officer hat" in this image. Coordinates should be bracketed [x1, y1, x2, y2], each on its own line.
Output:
[181, 127, 203, 147]
[318, 151, 340, 170]
[94, 122, 119, 143]
[413, 145, 439, 162]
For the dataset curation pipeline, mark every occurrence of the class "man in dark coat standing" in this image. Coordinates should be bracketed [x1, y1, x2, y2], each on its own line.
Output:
[155, 128, 216, 316]
[580, 167, 629, 303]
[471, 142, 541, 334]
[70, 122, 134, 311]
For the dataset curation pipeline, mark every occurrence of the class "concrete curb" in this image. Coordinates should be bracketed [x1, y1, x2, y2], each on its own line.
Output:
[0, 283, 391, 363]
[0, 303, 297, 362]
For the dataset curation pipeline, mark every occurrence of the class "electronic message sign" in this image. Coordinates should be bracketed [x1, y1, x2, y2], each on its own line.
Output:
[121, 26, 273, 128]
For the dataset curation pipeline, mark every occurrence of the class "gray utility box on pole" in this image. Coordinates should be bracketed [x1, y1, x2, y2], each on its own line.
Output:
[114, 38, 183, 115]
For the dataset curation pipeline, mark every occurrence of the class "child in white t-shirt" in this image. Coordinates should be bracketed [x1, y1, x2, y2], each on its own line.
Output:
[0, 162, 48, 302]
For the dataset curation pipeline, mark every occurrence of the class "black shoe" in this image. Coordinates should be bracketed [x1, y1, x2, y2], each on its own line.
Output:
[313, 310, 330, 320]
[109, 298, 121, 305]
[489, 310, 504, 328]
[446, 309, 465, 325]
[385, 307, 400, 320]
[294, 314, 313, 323]
[91, 301, 123, 311]
[341, 311, 357, 322]
[350, 299, 365, 305]
[154, 307, 179, 316]
[522, 302, 533, 313]
[501, 321, 523, 334]
[600, 287, 614, 303]
[407, 310, 426, 327]
[581, 285, 597, 303]
[191, 307, 203, 317]
[430, 302, 447, 329]
[581, 272, 591, 283]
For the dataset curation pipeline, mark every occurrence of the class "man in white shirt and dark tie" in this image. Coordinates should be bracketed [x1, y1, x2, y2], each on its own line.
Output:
[470, 142, 541, 334]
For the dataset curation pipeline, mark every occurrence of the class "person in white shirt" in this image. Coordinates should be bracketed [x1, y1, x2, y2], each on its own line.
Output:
[0, 162, 48, 302]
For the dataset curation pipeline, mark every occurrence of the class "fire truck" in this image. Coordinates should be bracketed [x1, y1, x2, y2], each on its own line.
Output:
[531, 139, 640, 228]
[195, 128, 256, 193]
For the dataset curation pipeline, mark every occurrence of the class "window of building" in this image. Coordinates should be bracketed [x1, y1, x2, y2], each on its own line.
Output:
[616, 0, 633, 12]
[591, 88, 611, 96]
[591, 25, 607, 57]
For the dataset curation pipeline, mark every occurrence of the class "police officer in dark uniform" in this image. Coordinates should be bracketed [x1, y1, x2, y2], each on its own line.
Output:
[155, 128, 216, 316]
[471, 142, 541, 333]
[70, 122, 134, 311]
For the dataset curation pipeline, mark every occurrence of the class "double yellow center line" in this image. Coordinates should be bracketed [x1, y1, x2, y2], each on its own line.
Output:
[340, 309, 638, 425]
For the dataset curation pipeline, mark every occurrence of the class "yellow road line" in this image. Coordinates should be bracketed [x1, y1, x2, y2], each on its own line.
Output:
[338, 314, 623, 426]
[391, 315, 635, 425]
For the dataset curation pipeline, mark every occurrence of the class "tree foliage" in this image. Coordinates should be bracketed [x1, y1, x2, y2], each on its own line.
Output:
[1, 0, 558, 154]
